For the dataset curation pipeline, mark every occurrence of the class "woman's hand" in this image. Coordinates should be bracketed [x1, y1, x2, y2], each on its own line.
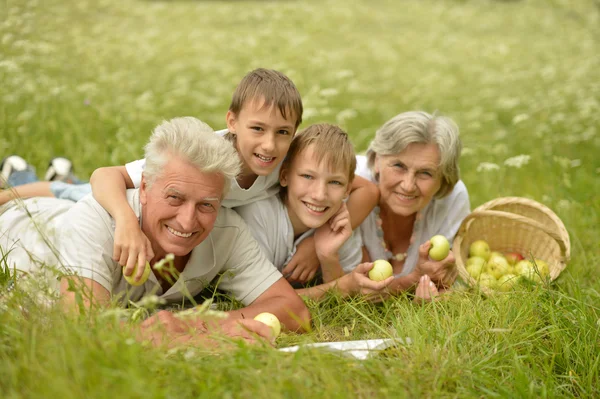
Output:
[338, 262, 394, 301]
[414, 241, 457, 289]
[413, 274, 440, 303]
[113, 213, 154, 282]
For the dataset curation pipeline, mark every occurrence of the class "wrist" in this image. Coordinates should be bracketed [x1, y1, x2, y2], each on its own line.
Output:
[317, 252, 339, 266]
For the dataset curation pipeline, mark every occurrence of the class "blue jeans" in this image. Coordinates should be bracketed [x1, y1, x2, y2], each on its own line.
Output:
[6, 170, 91, 202]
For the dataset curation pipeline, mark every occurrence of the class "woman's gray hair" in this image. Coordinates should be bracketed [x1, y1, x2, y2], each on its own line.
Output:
[366, 111, 461, 199]
[143, 117, 240, 197]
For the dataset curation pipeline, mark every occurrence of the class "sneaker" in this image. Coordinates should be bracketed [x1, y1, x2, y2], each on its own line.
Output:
[0, 155, 29, 188]
[44, 157, 75, 183]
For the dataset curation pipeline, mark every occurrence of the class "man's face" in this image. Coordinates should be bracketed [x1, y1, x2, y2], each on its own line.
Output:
[139, 156, 225, 258]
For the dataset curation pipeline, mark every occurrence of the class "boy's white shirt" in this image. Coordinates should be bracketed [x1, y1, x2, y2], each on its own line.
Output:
[236, 194, 363, 274]
[354, 155, 471, 276]
[125, 129, 281, 208]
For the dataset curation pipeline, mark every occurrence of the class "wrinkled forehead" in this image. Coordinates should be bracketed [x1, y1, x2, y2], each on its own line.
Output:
[380, 143, 441, 168]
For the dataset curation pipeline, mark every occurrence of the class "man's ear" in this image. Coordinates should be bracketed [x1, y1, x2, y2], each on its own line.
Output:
[225, 110, 237, 134]
[140, 174, 148, 205]
[279, 165, 289, 187]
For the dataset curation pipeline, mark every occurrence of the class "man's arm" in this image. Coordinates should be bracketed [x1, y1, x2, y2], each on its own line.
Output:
[59, 276, 111, 312]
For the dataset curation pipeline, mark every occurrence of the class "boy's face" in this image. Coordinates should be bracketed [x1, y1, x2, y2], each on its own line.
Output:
[280, 145, 351, 235]
[226, 99, 297, 179]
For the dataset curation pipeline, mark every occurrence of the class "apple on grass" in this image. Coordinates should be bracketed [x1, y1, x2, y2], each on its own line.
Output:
[368, 259, 393, 281]
[253, 312, 281, 339]
[123, 261, 152, 286]
[428, 235, 450, 261]
[514, 260, 542, 283]
[477, 273, 497, 289]
[497, 274, 519, 292]
[469, 240, 491, 261]
[466, 256, 486, 278]
[485, 255, 511, 280]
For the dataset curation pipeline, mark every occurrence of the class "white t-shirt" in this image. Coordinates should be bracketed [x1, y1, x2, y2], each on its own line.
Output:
[125, 129, 281, 208]
[354, 155, 471, 276]
[236, 194, 362, 274]
[0, 191, 283, 306]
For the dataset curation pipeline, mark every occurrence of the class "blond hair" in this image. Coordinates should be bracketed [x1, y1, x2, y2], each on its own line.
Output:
[366, 111, 461, 198]
[281, 123, 356, 198]
[229, 68, 303, 129]
[144, 117, 240, 197]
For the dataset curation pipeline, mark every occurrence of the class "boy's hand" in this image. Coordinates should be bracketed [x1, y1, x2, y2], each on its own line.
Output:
[114, 214, 154, 282]
[282, 236, 320, 283]
[314, 203, 352, 262]
[414, 241, 457, 289]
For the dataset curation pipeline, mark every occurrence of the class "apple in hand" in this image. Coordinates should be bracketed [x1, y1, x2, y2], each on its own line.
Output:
[485, 255, 511, 279]
[469, 240, 491, 261]
[123, 261, 152, 286]
[368, 259, 393, 281]
[505, 252, 524, 266]
[253, 312, 281, 339]
[497, 273, 519, 292]
[466, 257, 486, 278]
[428, 235, 450, 261]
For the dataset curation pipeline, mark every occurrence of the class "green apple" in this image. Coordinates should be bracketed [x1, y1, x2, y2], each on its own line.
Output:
[469, 240, 491, 261]
[485, 255, 511, 279]
[505, 252, 524, 266]
[497, 273, 519, 292]
[489, 251, 504, 260]
[253, 312, 281, 339]
[368, 259, 393, 281]
[477, 273, 497, 289]
[123, 261, 152, 286]
[428, 235, 450, 261]
[466, 257, 486, 278]
[514, 260, 542, 283]
[533, 259, 550, 278]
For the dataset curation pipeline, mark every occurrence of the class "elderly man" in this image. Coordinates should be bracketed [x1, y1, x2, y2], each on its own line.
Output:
[0, 117, 310, 345]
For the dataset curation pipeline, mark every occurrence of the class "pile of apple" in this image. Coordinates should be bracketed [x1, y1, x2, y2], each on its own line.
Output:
[466, 240, 550, 291]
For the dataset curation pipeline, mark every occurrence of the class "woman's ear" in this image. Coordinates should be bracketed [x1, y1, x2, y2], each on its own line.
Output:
[225, 110, 237, 134]
[140, 175, 148, 205]
[373, 155, 380, 175]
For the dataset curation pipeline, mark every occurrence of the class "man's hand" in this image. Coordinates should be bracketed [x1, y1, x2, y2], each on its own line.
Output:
[282, 236, 320, 283]
[137, 310, 275, 348]
[314, 203, 352, 262]
[414, 241, 457, 289]
[113, 213, 154, 282]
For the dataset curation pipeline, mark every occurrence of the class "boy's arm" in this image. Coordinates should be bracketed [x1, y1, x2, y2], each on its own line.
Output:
[347, 175, 379, 229]
[89, 166, 153, 281]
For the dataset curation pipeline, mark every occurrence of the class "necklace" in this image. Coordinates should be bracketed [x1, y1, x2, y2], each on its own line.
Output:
[374, 206, 408, 262]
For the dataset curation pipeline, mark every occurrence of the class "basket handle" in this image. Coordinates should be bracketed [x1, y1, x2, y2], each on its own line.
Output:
[458, 210, 568, 258]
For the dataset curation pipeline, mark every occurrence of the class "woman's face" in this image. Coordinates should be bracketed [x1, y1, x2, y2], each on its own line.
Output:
[375, 142, 442, 217]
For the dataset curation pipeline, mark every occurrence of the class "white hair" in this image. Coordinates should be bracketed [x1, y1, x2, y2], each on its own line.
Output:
[366, 111, 462, 198]
[143, 117, 240, 197]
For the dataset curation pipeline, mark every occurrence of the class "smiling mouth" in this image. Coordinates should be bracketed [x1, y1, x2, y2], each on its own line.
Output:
[167, 226, 193, 238]
[394, 192, 417, 200]
[303, 201, 328, 213]
[254, 153, 275, 163]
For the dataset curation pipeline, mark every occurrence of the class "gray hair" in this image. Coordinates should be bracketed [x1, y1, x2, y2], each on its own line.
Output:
[366, 111, 461, 199]
[143, 117, 240, 197]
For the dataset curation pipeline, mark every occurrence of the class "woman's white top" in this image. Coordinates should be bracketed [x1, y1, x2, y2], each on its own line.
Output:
[125, 129, 281, 209]
[355, 155, 470, 276]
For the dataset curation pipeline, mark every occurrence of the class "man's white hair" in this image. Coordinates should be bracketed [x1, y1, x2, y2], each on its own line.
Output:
[143, 117, 240, 197]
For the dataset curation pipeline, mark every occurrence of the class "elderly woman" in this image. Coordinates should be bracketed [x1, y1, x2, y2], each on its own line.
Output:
[356, 111, 470, 299]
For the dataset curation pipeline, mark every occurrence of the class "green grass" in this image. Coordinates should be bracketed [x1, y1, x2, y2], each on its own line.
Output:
[1, 0, 600, 397]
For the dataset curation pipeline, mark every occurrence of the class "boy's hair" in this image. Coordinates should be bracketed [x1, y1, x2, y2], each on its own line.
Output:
[281, 123, 356, 190]
[229, 68, 303, 128]
[144, 117, 240, 198]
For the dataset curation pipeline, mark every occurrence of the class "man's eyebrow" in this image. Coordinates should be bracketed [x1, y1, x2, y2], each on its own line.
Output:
[202, 197, 221, 202]
[164, 188, 184, 196]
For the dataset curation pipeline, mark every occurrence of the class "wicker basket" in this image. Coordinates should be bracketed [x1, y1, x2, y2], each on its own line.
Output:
[453, 197, 570, 294]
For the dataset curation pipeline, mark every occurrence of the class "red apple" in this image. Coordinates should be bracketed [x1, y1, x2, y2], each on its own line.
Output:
[505, 252, 524, 266]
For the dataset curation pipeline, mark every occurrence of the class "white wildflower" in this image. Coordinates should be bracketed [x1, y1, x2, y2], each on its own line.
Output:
[570, 159, 581, 168]
[335, 70, 354, 79]
[302, 108, 319, 120]
[512, 114, 529, 125]
[336, 108, 357, 124]
[319, 88, 339, 97]
[557, 199, 571, 211]
[504, 154, 531, 168]
[476, 162, 500, 172]
[461, 147, 475, 156]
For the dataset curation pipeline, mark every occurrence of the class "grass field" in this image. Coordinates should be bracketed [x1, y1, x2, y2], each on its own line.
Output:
[1, 0, 600, 397]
